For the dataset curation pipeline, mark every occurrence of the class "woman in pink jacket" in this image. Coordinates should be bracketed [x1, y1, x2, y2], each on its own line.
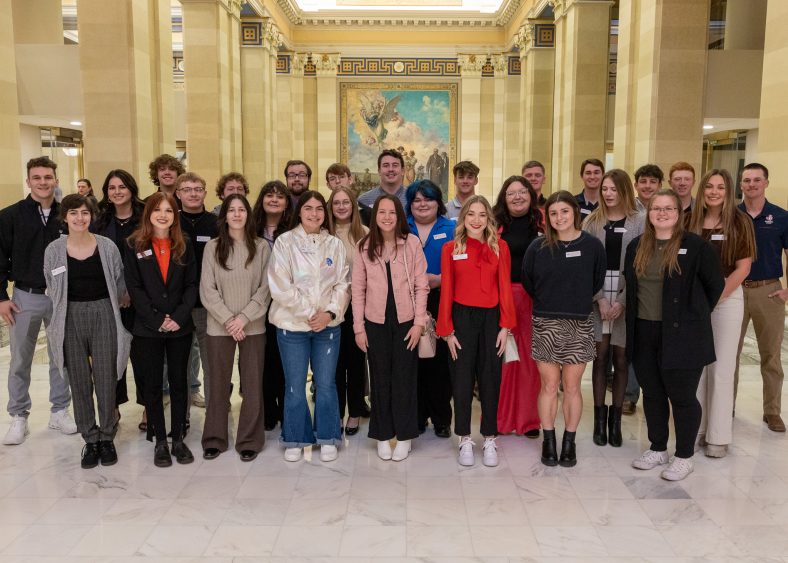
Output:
[352, 195, 429, 462]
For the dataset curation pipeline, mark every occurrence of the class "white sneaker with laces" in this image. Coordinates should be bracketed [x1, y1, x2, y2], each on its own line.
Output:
[377, 440, 392, 461]
[661, 456, 694, 481]
[392, 439, 411, 462]
[284, 447, 302, 462]
[458, 436, 475, 466]
[49, 409, 78, 435]
[482, 437, 498, 467]
[3, 416, 29, 445]
[320, 444, 338, 462]
[631, 449, 669, 470]
[191, 392, 206, 408]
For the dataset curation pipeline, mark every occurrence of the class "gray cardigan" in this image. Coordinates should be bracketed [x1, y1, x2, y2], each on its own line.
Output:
[583, 211, 646, 347]
[43, 235, 132, 380]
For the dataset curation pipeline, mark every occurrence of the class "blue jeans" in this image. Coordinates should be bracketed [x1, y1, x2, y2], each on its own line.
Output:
[625, 363, 641, 404]
[277, 326, 342, 447]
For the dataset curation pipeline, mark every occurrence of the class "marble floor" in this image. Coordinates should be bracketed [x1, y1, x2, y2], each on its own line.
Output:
[0, 324, 786, 562]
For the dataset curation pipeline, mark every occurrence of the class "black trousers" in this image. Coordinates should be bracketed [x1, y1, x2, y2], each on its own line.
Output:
[263, 316, 285, 428]
[336, 307, 369, 419]
[365, 317, 419, 441]
[115, 307, 136, 406]
[131, 333, 192, 442]
[418, 289, 453, 427]
[633, 319, 702, 459]
[449, 303, 501, 437]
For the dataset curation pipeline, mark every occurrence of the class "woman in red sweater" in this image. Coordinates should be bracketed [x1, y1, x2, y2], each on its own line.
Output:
[437, 195, 516, 468]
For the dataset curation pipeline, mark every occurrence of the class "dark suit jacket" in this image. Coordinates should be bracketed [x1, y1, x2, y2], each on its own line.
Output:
[624, 232, 724, 370]
[123, 238, 197, 338]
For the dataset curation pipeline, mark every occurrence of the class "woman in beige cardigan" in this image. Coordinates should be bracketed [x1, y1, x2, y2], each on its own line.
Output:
[200, 194, 271, 462]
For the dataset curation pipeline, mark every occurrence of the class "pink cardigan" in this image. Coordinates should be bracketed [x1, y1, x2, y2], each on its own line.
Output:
[352, 233, 429, 334]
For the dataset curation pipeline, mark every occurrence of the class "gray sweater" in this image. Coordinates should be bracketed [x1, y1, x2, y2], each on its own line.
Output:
[43, 235, 133, 380]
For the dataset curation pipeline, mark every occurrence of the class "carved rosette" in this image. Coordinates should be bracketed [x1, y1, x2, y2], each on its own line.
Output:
[313, 53, 341, 77]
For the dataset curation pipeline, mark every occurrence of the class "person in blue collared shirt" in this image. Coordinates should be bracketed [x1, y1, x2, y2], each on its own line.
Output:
[406, 180, 455, 438]
[734, 162, 788, 433]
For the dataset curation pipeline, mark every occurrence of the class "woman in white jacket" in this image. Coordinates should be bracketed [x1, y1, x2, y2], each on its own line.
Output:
[268, 190, 350, 462]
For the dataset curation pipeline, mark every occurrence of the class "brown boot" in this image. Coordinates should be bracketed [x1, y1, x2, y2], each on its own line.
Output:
[763, 414, 786, 432]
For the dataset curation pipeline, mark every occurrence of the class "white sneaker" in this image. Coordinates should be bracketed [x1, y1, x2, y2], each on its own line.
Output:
[49, 409, 78, 435]
[284, 447, 302, 462]
[458, 436, 475, 466]
[392, 440, 411, 462]
[482, 437, 498, 467]
[377, 440, 392, 461]
[191, 392, 205, 408]
[661, 456, 694, 481]
[320, 444, 338, 462]
[3, 416, 29, 445]
[631, 449, 670, 470]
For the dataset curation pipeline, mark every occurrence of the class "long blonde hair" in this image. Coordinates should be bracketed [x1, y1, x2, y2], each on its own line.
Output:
[327, 186, 365, 245]
[453, 195, 500, 256]
[584, 169, 639, 231]
[687, 169, 756, 268]
[633, 189, 684, 278]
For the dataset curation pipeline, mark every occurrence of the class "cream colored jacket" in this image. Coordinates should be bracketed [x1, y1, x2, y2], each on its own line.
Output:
[267, 224, 350, 332]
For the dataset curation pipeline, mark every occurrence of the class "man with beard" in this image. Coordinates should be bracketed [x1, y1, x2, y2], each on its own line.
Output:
[284, 160, 312, 206]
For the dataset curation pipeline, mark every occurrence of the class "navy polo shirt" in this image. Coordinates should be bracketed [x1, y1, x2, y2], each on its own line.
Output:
[739, 200, 788, 281]
[576, 192, 599, 218]
[408, 215, 455, 275]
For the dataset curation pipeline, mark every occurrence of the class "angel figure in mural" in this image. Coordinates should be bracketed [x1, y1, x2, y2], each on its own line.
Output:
[359, 92, 402, 147]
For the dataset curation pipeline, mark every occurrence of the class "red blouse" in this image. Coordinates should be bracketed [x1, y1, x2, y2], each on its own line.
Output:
[436, 237, 516, 336]
[152, 237, 171, 282]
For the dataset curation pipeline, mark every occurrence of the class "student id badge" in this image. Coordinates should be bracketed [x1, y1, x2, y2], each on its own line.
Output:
[137, 249, 153, 259]
[566, 250, 582, 258]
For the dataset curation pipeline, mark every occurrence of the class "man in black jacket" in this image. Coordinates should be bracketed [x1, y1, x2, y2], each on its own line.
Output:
[0, 157, 77, 445]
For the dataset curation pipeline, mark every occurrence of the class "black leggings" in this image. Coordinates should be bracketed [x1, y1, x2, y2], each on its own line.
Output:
[592, 335, 628, 407]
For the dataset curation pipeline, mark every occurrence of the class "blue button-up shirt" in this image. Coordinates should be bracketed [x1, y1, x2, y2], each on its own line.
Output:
[407, 215, 455, 275]
[738, 200, 788, 281]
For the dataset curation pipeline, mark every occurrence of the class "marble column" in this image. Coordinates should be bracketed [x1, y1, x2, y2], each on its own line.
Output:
[491, 54, 508, 191]
[78, 0, 175, 190]
[757, 0, 788, 205]
[0, 2, 23, 207]
[314, 53, 341, 191]
[457, 54, 485, 169]
[265, 23, 281, 177]
[503, 56, 522, 179]
[550, 0, 611, 191]
[613, 0, 707, 177]
[519, 21, 555, 193]
[181, 0, 242, 191]
[289, 53, 308, 163]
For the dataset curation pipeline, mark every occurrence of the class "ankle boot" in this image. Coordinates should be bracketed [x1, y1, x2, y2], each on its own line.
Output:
[541, 429, 558, 466]
[608, 406, 623, 447]
[559, 431, 577, 467]
[593, 405, 608, 446]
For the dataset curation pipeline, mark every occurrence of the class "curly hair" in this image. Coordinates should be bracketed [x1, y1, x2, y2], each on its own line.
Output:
[148, 154, 185, 186]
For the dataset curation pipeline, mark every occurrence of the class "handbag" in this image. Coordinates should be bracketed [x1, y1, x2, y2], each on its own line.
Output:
[402, 244, 437, 358]
[503, 332, 519, 363]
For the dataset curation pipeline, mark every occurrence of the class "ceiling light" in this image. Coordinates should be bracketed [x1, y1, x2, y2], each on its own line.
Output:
[70, 120, 82, 126]
[703, 124, 714, 130]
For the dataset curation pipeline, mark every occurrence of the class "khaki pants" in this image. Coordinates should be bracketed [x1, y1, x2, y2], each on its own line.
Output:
[734, 281, 785, 416]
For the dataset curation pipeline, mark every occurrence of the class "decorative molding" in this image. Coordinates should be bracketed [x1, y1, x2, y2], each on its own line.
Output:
[533, 23, 555, 47]
[173, 52, 185, 82]
[508, 56, 521, 75]
[241, 21, 263, 45]
[313, 53, 342, 76]
[457, 54, 486, 77]
[549, 0, 613, 21]
[277, 54, 291, 74]
[491, 54, 508, 76]
[291, 52, 309, 76]
[337, 58, 459, 77]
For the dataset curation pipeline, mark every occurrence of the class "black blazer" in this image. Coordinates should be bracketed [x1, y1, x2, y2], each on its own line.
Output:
[624, 232, 724, 370]
[123, 238, 197, 338]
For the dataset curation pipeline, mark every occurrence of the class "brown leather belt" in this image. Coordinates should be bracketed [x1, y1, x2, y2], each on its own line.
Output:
[743, 279, 779, 289]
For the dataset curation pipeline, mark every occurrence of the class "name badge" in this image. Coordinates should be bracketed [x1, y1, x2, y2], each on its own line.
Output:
[566, 251, 582, 258]
[711, 234, 725, 241]
[678, 248, 687, 255]
[196, 235, 211, 243]
[614, 227, 627, 233]
[580, 208, 592, 215]
[51, 266, 66, 276]
[137, 249, 153, 259]
[433, 232, 447, 240]
[453, 253, 468, 261]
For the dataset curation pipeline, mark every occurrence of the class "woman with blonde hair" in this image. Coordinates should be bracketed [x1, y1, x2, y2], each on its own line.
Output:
[687, 169, 755, 458]
[437, 195, 516, 467]
[582, 169, 645, 447]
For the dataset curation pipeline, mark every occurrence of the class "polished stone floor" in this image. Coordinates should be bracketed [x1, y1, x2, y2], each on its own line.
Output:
[0, 324, 786, 562]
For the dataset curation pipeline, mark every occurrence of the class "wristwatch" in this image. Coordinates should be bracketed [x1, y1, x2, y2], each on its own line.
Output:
[327, 311, 337, 321]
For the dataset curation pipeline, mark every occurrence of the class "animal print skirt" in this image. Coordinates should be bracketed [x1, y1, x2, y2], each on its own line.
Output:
[531, 316, 595, 365]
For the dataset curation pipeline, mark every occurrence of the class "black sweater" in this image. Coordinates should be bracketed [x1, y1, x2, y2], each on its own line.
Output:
[522, 231, 606, 320]
[179, 210, 218, 308]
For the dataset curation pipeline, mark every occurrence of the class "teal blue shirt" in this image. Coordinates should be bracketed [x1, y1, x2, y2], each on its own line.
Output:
[407, 215, 455, 275]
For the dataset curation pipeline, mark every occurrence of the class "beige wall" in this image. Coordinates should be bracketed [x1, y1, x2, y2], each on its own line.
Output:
[704, 50, 763, 119]
[15, 45, 83, 118]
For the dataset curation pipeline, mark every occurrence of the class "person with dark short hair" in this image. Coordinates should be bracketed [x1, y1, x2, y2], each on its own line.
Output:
[576, 158, 605, 217]
[446, 161, 480, 219]
[326, 163, 354, 191]
[358, 149, 407, 225]
[522, 160, 548, 208]
[284, 160, 312, 204]
[634, 164, 665, 211]
[213, 172, 249, 215]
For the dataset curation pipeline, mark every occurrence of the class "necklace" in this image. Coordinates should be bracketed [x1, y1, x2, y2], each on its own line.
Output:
[116, 215, 132, 227]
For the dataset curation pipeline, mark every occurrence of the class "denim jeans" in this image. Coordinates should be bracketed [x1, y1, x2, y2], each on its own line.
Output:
[625, 363, 641, 404]
[277, 326, 342, 447]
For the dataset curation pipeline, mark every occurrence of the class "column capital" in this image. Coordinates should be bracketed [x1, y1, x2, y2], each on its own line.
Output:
[181, 0, 242, 19]
[291, 52, 308, 76]
[549, 0, 613, 21]
[457, 54, 486, 77]
[491, 54, 508, 76]
[263, 20, 282, 53]
[514, 25, 529, 57]
[313, 53, 341, 77]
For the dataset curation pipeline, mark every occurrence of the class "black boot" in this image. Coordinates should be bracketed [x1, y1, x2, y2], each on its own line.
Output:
[559, 431, 577, 467]
[593, 405, 608, 446]
[81, 442, 100, 469]
[608, 406, 623, 447]
[541, 429, 558, 466]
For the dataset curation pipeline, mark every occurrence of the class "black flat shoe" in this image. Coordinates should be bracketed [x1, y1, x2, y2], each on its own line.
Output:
[81, 442, 100, 469]
[524, 429, 540, 439]
[345, 425, 359, 436]
[203, 447, 220, 460]
[98, 440, 118, 466]
[240, 450, 258, 462]
[154, 441, 172, 467]
[434, 425, 451, 438]
[171, 440, 194, 464]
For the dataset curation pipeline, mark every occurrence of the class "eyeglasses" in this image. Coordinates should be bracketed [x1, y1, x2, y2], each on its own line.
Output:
[327, 175, 348, 183]
[505, 189, 529, 200]
[287, 173, 309, 180]
[650, 206, 678, 214]
[177, 187, 205, 194]
[332, 201, 352, 207]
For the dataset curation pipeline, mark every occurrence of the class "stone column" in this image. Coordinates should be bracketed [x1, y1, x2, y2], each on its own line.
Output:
[724, 0, 767, 50]
[503, 56, 522, 178]
[613, 0, 707, 176]
[12, 0, 62, 44]
[314, 53, 341, 190]
[0, 2, 23, 207]
[519, 21, 556, 193]
[265, 22, 281, 176]
[491, 54, 508, 191]
[550, 0, 611, 191]
[457, 54, 485, 168]
[181, 0, 242, 189]
[78, 0, 175, 190]
[289, 53, 308, 162]
[757, 0, 788, 205]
